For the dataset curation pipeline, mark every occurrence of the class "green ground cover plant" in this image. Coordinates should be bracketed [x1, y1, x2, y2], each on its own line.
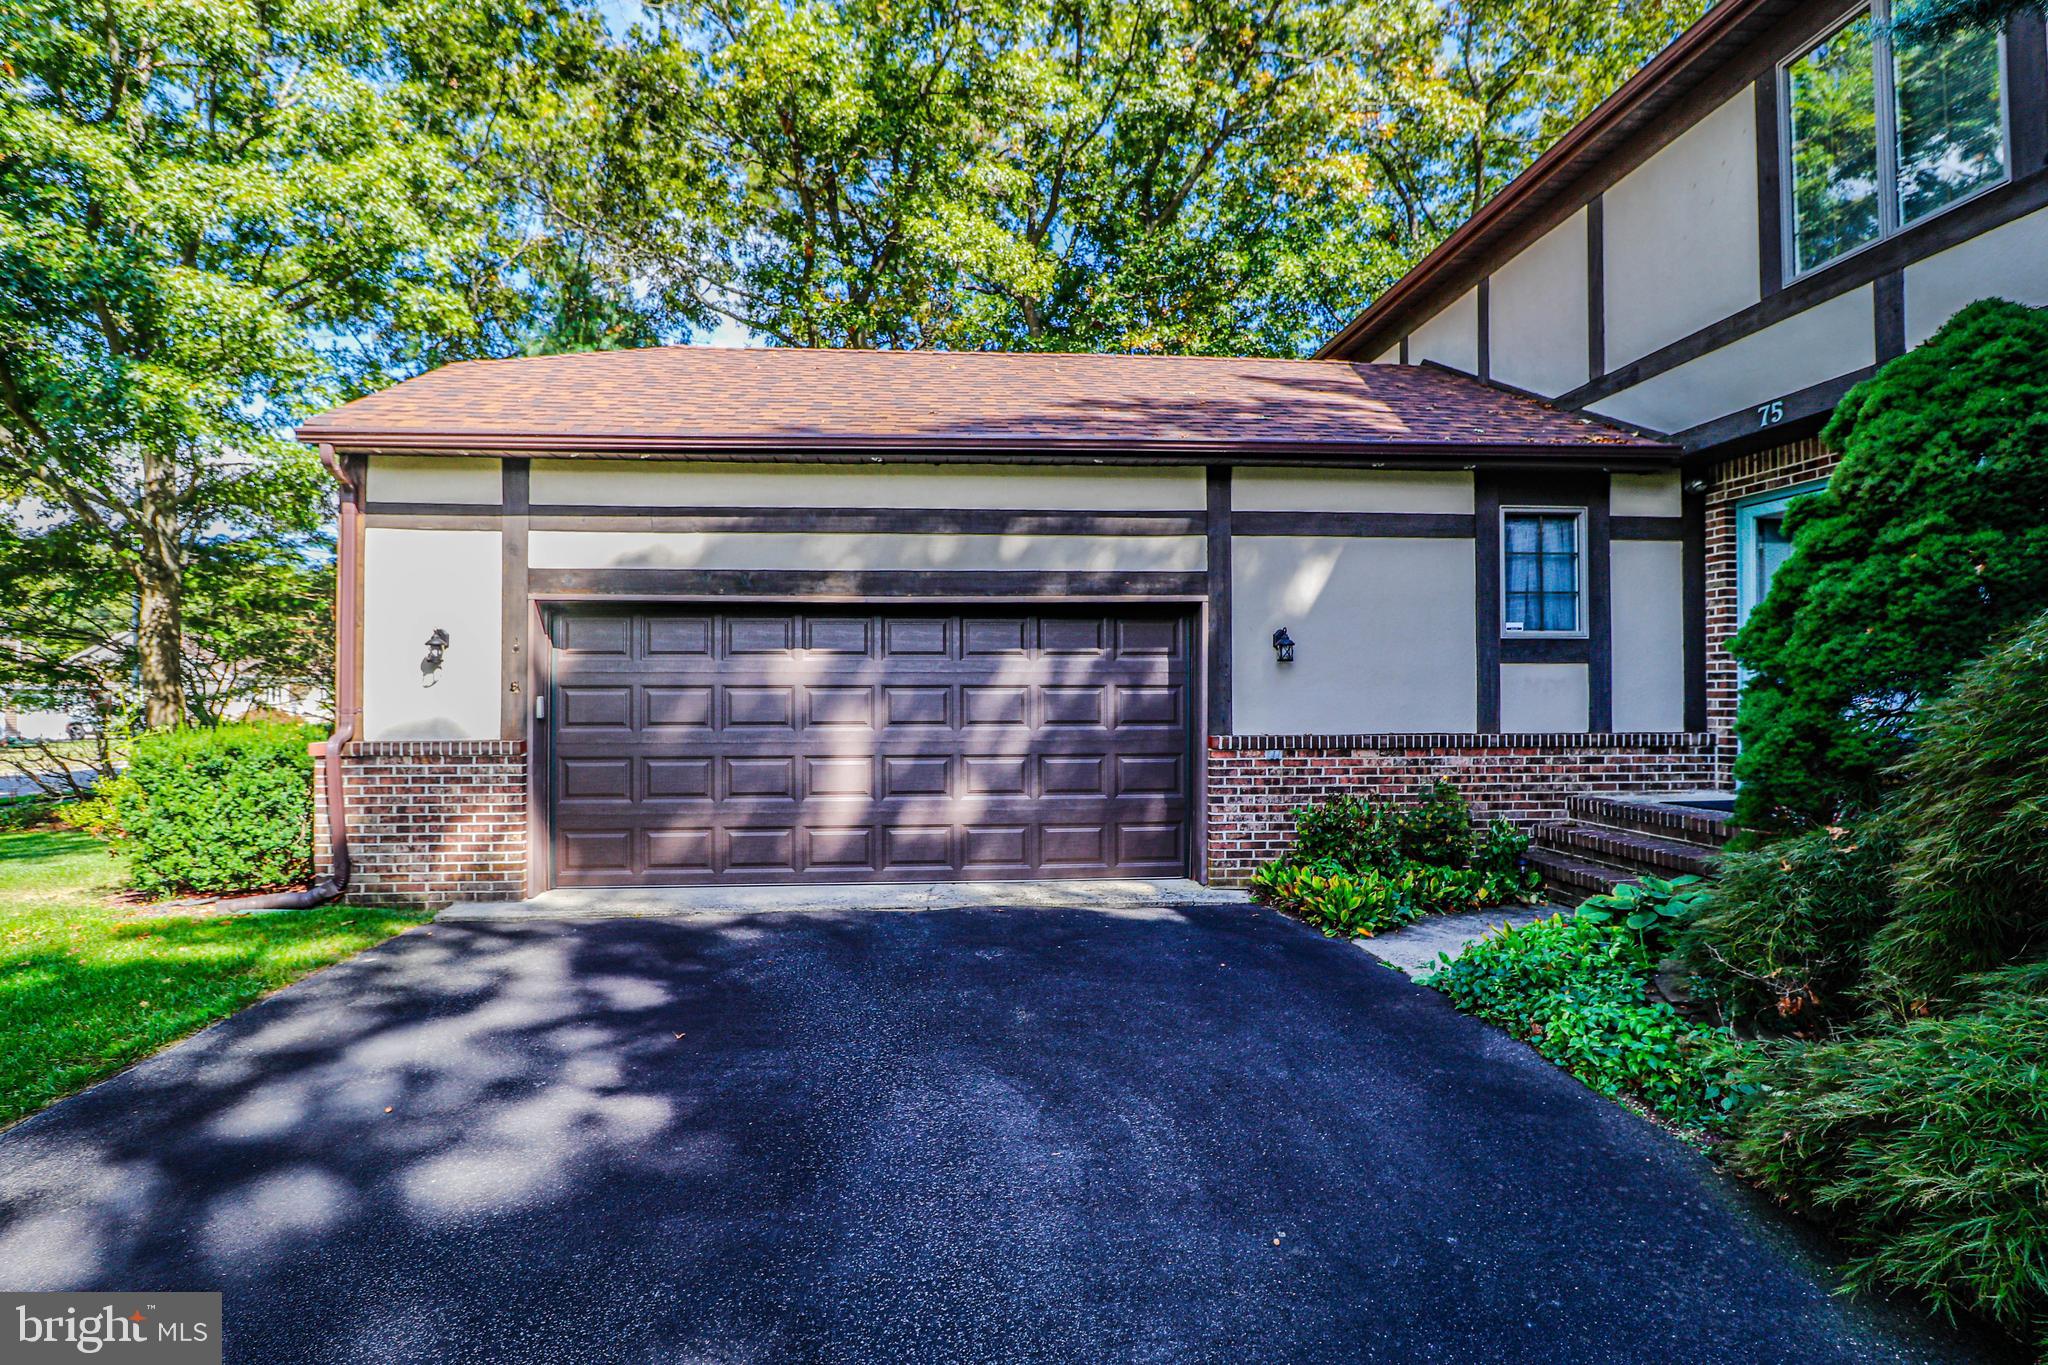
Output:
[1246, 784, 1540, 937]
[1425, 913, 1738, 1130]
[0, 826, 424, 1129]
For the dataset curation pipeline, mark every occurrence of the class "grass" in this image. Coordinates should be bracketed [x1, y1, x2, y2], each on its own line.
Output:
[0, 825, 428, 1129]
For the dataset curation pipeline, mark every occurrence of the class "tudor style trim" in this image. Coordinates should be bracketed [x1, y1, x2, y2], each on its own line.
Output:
[1205, 467, 1233, 735]
[1587, 194, 1607, 379]
[526, 569, 1212, 598]
[1231, 512, 1476, 538]
[1610, 515, 1686, 540]
[500, 459, 530, 742]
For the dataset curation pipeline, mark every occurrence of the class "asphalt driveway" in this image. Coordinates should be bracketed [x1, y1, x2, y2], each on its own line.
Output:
[0, 905, 2004, 1363]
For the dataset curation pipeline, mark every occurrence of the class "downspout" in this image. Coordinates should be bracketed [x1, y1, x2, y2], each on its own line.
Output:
[217, 445, 357, 912]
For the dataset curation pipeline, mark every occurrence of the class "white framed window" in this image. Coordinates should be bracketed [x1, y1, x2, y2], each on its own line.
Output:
[1780, 2, 2010, 279]
[1501, 507, 1587, 639]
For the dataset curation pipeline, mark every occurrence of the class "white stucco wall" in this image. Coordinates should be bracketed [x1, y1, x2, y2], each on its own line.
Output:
[1372, 344, 1402, 365]
[1489, 207, 1591, 396]
[366, 455, 502, 505]
[1609, 540, 1686, 731]
[1589, 284, 1876, 435]
[1408, 287, 1481, 374]
[1904, 205, 2048, 348]
[1500, 662, 1589, 732]
[1231, 536, 1477, 734]
[1232, 469, 1473, 513]
[530, 460, 1206, 510]
[363, 528, 502, 740]
[526, 530, 1204, 573]
[1609, 471, 1683, 518]
[1603, 92, 1761, 367]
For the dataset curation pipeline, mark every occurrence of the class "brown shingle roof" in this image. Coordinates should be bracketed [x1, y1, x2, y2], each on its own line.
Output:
[298, 347, 1672, 462]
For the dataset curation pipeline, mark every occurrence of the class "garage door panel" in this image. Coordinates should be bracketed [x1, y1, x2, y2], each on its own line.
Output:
[883, 618, 950, 656]
[725, 687, 795, 729]
[806, 757, 875, 798]
[646, 757, 713, 799]
[726, 827, 797, 870]
[645, 686, 713, 729]
[804, 686, 874, 728]
[881, 755, 950, 798]
[647, 617, 712, 656]
[727, 618, 795, 654]
[550, 607, 1191, 885]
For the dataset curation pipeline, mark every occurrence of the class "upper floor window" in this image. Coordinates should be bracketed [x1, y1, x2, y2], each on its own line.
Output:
[1782, 3, 2008, 277]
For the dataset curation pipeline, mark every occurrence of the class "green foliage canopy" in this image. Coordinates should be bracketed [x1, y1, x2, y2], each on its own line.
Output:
[1730, 299, 2048, 827]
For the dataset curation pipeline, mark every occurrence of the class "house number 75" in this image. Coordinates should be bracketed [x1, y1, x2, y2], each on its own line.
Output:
[1756, 399, 1785, 427]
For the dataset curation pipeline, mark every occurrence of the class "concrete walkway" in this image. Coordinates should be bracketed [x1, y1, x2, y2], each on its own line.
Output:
[1357, 904, 1559, 974]
[442, 876, 1249, 920]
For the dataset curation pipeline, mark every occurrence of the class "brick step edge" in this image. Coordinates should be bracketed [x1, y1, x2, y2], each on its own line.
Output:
[1565, 794, 1732, 848]
[1524, 848, 1628, 906]
[1534, 823, 1719, 878]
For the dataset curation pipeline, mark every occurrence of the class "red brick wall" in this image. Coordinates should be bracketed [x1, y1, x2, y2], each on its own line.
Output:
[314, 740, 527, 908]
[1205, 732, 1721, 884]
[1701, 435, 1838, 772]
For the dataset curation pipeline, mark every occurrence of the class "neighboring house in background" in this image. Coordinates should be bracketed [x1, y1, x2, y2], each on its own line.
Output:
[297, 0, 2044, 908]
[1319, 0, 2047, 744]
[0, 708, 83, 743]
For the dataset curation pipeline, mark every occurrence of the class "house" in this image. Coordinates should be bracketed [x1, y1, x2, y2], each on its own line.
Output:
[1319, 0, 2047, 745]
[298, 0, 2045, 907]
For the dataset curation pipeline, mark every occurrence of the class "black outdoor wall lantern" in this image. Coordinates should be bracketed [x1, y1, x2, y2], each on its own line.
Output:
[1271, 627, 1295, 664]
[421, 628, 450, 686]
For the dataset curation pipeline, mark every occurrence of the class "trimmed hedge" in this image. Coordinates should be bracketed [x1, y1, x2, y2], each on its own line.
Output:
[116, 724, 317, 897]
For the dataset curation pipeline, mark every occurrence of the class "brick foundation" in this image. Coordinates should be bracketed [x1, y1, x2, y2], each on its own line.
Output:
[1702, 434, 1839, 776]
[1204, 732, 1721, 884]
[314, 740, 527, 908]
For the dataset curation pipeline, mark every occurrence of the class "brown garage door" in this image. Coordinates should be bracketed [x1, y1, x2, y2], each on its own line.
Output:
[544, 607, 1193, 886]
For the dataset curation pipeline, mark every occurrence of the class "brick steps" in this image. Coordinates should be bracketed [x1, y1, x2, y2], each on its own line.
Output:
[1565, 794, 1732, 847]
[1536, 822, 1718, 878]
[1531, 793, 1732, 906]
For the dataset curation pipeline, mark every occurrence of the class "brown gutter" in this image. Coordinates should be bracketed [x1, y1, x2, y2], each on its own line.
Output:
[294, 434, 1678, 463]
[1312, 0, 1776, 361]
[216, 445, 356, 912]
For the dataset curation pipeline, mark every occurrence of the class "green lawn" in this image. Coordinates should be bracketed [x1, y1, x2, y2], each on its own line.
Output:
[0, 827, 428, 1129]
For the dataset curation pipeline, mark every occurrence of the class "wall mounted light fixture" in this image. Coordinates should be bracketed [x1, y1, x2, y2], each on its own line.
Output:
[1271, 627, 1295, 664]
[421, 628, 450, 686]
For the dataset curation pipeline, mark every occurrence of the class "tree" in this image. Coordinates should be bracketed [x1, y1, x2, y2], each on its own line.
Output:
[1730, 299, 2048, 829]
[0, 0, 661, 729]
[588, 0, 1703, 354]
[1888, 0, 2043, 42]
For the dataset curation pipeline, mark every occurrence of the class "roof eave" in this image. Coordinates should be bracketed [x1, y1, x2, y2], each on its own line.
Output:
[298, 429, 1679, 468]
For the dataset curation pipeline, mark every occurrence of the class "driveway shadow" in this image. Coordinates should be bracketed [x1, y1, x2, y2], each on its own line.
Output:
[0, 907, 2011, 1364]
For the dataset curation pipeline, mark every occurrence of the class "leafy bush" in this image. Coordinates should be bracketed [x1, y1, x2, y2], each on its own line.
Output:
[1289, 793, 1399, 874]
[1471, 818, 1529, 879]
[1722, 962, 2048, 1348]
[103, 723, 317, 897]
[0, 795, 64, 832]
[1730, 299, 2048, 829]
[1248, 859, 1424, 938]
[1395, 779, 1471, 867]
[1679, 822, 1898, 1031]
[1867, 610, 2048, 1006]
[1426, 914, 1737, 1129]
[1575, 873, 1710, 957]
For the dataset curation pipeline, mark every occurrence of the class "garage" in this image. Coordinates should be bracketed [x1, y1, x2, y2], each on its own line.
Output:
[543, 606, 1195, 886]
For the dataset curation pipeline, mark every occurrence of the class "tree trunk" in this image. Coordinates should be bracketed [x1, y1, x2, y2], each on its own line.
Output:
[135, 444, 185, 729]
